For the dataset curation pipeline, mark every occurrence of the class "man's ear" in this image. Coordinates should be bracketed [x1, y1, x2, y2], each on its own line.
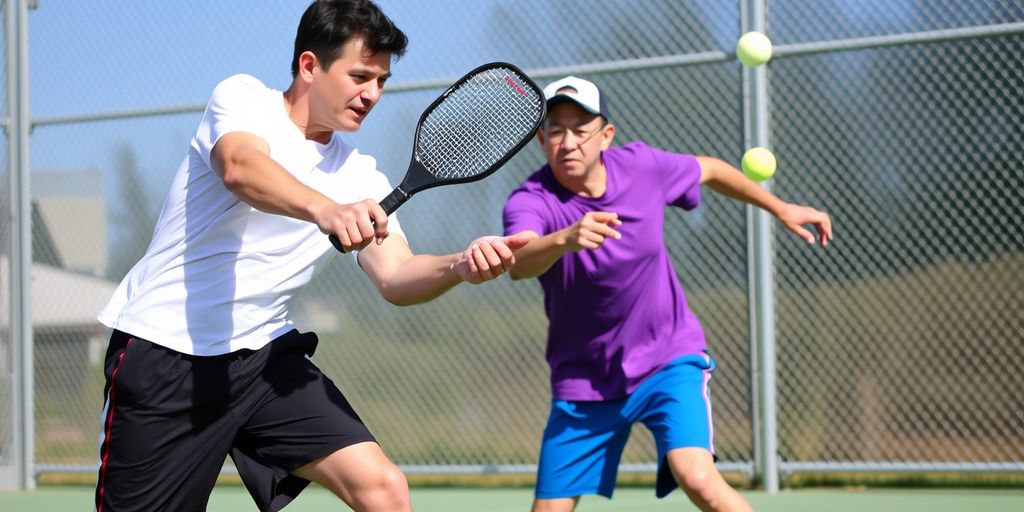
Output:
[297, 51, 319, 81]
[600, 122, 616, 150]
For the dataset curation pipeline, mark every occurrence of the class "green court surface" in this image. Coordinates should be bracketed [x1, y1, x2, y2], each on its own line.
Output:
[2, 486, 1023, 511]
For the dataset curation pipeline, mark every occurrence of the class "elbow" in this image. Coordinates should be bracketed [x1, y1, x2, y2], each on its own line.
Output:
[378, 287, 407, 306]
[220, 160, 249, 194]
[217, 144, 267, 195]
[377, 285, 420, 307]
[385, 296, 418, 307]
[211, 134, 270, 195]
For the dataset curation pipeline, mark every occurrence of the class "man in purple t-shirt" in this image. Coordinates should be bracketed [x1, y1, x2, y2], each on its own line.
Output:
[503, 76, 833, 512]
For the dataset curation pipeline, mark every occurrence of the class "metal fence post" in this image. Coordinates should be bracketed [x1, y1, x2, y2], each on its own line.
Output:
[4, 0, 34, 491]
[742, 0, 778, 493]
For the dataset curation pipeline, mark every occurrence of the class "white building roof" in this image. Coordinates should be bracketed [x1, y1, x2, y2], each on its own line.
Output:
[0, 255, 116, 329]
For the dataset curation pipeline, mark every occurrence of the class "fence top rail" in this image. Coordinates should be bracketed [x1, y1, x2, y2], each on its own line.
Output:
[22, 21, 1024, 130]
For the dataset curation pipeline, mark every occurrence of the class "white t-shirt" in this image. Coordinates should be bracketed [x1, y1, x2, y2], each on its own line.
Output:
[98, 74, 404, 355]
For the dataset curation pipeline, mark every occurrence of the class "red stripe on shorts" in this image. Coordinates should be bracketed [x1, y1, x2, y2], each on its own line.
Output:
[96, 337, 134, 512]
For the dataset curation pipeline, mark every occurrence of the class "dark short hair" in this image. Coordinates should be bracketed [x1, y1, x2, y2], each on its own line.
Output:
[291, 0, 408, 77]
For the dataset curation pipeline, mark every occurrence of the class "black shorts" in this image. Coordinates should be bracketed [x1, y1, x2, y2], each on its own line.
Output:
[94, 329, 376, 512]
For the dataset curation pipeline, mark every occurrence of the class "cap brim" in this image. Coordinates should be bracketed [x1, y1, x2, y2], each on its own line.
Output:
[546, 95, 601, 116]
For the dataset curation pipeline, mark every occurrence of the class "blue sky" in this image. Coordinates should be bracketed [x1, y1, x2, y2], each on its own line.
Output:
[28, 1, 523, 119]
[25, 2, 550, 195]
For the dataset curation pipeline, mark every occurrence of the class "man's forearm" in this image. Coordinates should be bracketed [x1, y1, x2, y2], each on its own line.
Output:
[508, 232, 566, 280]
[376, 253, 464, 306]
[699, 157, 786, 216]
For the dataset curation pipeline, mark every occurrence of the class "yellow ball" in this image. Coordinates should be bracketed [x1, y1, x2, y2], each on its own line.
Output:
[741, 147, 777, 182]
[736, 31, 773, 67]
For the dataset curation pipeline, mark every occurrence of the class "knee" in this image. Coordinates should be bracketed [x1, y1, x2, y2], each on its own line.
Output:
[678, 467, 723, 505]
[350, 464, 410, 512]
[377, 464, 410, 501]
[679, 465, 712, 493]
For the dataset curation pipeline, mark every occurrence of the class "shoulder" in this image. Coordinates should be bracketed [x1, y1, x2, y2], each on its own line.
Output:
[602, 141, 652, 170]
[504, 166, 556, 208]
[605, 141, 664, 161]
[212, 73, 266, 94]
[503, 168, 557, 231]
[208, 74, 276, 108]
[607, 141, 696, 168]
[509, 166, 556, 197]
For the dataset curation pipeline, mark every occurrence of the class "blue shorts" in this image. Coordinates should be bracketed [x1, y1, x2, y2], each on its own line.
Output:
[535, 353, 716, 500]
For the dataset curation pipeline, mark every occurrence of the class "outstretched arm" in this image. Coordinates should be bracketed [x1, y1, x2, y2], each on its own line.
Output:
[507, 211, 622, 280]
[697, 156, 833, 246]
[357, 233, 530, 306]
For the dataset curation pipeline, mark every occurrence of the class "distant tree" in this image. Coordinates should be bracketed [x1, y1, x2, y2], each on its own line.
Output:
[106, 145, 157, 280]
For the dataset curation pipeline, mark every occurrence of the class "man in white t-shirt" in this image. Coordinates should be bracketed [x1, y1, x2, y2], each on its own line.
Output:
[93, 2, 525, 511]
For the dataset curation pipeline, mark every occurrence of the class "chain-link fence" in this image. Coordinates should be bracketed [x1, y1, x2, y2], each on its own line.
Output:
[2, 0, 1022, 489]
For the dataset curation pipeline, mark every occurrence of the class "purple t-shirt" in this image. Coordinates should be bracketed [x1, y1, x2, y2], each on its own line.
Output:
[503, 141, 707, 401]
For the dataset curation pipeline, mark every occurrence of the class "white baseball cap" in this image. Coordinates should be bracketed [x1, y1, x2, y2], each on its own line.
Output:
[543, 76, 609, 119]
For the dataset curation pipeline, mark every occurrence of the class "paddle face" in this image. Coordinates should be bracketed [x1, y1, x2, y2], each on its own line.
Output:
[401, 62, 546, 193]
[330, 62, 545, 252]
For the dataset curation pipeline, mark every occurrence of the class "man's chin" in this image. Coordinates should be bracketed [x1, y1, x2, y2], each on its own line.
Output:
[339, 120, 363, 132]
[556, 164, 583, 176]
